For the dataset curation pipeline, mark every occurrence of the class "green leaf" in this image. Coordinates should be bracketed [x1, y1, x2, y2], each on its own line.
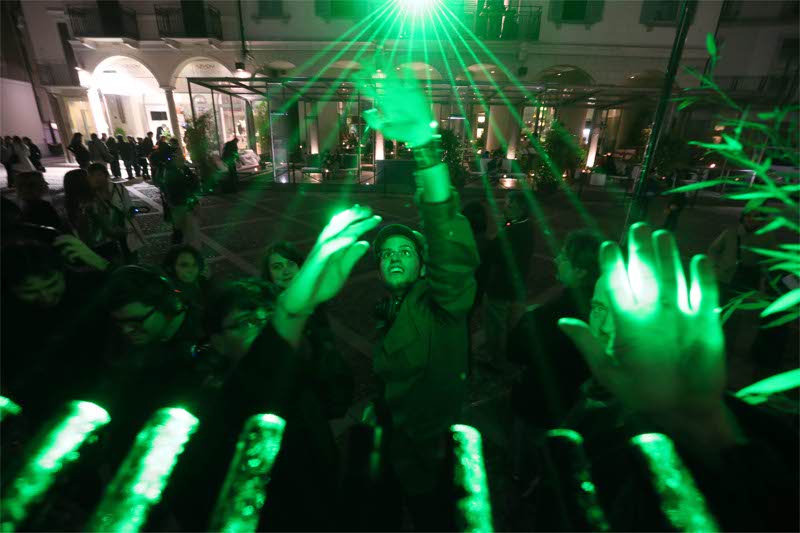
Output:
[761, 289, 800, 317]
[767, 262, 800, 272]
[779, 244, 800, 250]
[668, 179, 732, 193]
[763, 310, 800, 328]
[747, 247, 800, 262]
[728, 191, 781, 200]
[706, 34, 717, 62]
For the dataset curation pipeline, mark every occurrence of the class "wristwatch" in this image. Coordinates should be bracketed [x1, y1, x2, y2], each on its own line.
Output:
[412, 134, 443, 171]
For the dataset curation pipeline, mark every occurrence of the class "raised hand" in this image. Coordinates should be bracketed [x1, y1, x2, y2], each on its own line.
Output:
[362, 70, 435, 147]
[54, 235, 110, 271]
[280, 205, 381, 317]
[558, 223, 726, 418]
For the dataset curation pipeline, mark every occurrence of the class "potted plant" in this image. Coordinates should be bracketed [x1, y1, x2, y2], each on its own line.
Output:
[184, 112, 217, 193]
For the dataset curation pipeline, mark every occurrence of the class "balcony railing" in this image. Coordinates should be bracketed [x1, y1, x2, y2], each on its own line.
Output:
[472, 6, 542, 41]
[715, 73, 799, 102]
[37, 64, 80, 87]
[67, 5, 140, 40]
[155, 4, 223, 41]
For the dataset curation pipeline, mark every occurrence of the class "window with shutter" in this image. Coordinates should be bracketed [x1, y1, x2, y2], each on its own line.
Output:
[639, 0, 680, 26]
[258, 0, 284, 18]
[315, 0, 332, 19]
[549, 0, 604, 25]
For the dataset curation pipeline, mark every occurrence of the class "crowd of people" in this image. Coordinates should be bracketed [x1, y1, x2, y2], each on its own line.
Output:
[1, 74, 797, 532]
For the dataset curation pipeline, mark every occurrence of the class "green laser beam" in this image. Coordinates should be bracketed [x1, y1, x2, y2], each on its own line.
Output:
[87, 408, 199, 533]
[1, 401, 110, 531]
[630, 433, 720, 532]
[209, 414, 287, 532]
[450, 424, 494, 532]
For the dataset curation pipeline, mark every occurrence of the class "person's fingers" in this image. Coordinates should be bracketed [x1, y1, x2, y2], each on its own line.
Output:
[690, 255, 719, 316]
[341, 215, 382, 241]
[363, 109, 385, 133]
[653, 230, 689, 312]
[558, 318, 617, 379]
[599, 241, 634, 312]
[337, 241, 370, 279]
[627, 222, 658, 307]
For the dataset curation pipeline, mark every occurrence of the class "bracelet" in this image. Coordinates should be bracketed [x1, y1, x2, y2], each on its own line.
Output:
[412, 135, 443, 170]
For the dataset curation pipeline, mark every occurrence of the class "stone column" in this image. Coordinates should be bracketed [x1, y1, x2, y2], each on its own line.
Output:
[485, 105, 515, 154]
[162, 86, 183, 151]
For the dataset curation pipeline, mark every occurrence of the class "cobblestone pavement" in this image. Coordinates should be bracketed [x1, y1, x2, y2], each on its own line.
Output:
[4, 157, 791, 529]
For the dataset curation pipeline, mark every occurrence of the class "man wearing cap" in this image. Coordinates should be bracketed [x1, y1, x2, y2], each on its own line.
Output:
[364, 72, 479, 527]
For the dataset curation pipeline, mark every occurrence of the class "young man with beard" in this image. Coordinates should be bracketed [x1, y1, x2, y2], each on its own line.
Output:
[363, 71, 480, 529]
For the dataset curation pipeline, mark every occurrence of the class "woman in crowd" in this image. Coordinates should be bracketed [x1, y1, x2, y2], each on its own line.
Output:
[162, 244, 210, 312]
[63, 168, 126, 263]
[262, 240, 303, 291]
[22, 137, 44, 171]
[68, 132, 90, 170]
[11, 136, 35, 174]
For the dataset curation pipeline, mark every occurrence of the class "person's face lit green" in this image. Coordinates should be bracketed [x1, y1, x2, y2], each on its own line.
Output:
[174, 252, 200, 284]
[589, 278, 615, 351]
[555, 248, 585, 288]
[13, 272, 66, 309]
[378, 235, 422, 293]
[211, 307, 270, 360]
[268, 253, 300, 291]
[111, 302, 169, 346]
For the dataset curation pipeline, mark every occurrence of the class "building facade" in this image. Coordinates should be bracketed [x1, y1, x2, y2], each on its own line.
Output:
[8, 0, 798, 164]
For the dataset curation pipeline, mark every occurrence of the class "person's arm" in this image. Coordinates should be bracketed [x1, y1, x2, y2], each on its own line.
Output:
[559, 224, 740, 458]
[54, 234, 111, 271]
[275, 205, 381, 348]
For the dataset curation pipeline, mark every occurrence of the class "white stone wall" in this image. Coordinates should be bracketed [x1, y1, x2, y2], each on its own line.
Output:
[0, 78, 46, 146]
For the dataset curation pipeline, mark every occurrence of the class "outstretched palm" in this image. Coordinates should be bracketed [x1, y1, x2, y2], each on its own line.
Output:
[281, 205, 381, 315]
[560, 223, 725, 416]
[363, 70, 434, 146]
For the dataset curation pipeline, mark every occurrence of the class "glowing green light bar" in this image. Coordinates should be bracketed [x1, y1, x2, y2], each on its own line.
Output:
[0, 395, 22, 421]
[1, 401, 110, 531]
[209, 414, 287, 533]
[450, 424, 493, 532]
[87, 408, 199, 533]
[630, 433, 719, 532]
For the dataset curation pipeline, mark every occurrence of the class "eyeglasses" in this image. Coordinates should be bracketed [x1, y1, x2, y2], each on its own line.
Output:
[378, 249, 415, 261]
[221, 314, 270, 332]
[114, 306, 158, 328]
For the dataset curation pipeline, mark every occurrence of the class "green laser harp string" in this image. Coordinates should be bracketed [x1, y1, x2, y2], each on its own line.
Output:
[1, 401, 110, 532]
[209, 414, 287, 533]
[630, 433, 720, 532]
[450, 424, 493, 533]
[87, 407, 199, 533]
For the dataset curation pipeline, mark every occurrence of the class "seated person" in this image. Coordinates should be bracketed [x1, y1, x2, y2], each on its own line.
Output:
[1, 237, 110, 425]
[15, 171, 67, 232]
[161, 244, 210, 313]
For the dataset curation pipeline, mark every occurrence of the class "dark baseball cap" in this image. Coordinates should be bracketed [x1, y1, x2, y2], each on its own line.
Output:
[373, 224, 425, 261]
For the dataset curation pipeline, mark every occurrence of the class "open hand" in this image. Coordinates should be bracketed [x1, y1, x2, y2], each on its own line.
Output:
[280, 205, 381, 316]
[363, 70, 435, 147]
[559, 223, 725, 417]
[54, 235, 110, 271]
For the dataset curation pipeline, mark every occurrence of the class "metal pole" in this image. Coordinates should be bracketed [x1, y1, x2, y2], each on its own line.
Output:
[621, 0, 695, 239]
[210, 88, 221, 153]
[229, 93, 235, 142]
[188, 80, 196, 121]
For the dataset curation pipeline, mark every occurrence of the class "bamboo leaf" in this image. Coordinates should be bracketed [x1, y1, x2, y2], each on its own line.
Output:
[768, 262, 800, 272]
[763, 311, 800, 328]
[747, 247, 800, 262]
[779, 244, 800, 250]
[754, 218, 791, 235]
[668, 179, 733, 193]
[761, 289, 800, 317]
[706, 34, 717, 64]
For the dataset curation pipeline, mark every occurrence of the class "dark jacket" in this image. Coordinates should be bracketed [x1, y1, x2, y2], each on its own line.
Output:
[68, 140, 90, 166]
[373, 190, 479, 495]
[118, 140, 133, 160]
[486, 217, 535, 300]
[142, 136, 154, 155]
[508, 287, 592, 428]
